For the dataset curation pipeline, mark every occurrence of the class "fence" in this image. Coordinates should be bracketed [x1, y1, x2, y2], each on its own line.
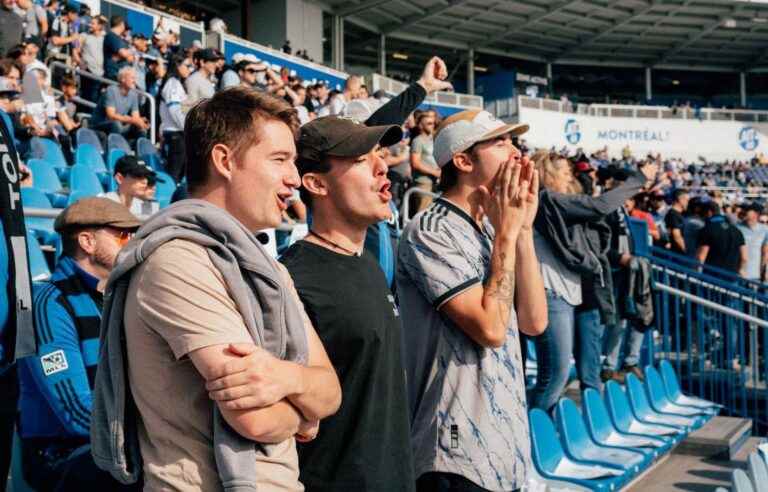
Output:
[630, 219, 768, 433]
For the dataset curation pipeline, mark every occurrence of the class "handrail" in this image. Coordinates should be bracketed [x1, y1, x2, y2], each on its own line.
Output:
[49, 62, 157, 145]
[400, 187, 439, 225]
[655, 281, 768, 329]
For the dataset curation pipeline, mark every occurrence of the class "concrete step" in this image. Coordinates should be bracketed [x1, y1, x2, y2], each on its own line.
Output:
[675, 416, 753, 460]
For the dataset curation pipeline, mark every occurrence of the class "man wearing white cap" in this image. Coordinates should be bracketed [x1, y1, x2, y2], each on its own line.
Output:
[396, 109, 547, 491]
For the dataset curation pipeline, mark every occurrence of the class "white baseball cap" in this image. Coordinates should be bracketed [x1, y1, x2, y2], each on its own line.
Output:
[433, 110, 529, 167]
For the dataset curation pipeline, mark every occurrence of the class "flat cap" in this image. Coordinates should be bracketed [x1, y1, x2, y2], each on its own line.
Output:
[54, 197, 141, 232]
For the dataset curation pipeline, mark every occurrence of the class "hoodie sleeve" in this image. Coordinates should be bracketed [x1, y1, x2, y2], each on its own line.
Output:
[365, 83, 427, 127]
[546, 171, 646, 225]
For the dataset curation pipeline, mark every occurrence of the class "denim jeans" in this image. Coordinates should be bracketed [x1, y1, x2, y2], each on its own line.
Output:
[575, 308, 605, 391]
[529, 290, 574, 412]
[602, 319, 645, 370]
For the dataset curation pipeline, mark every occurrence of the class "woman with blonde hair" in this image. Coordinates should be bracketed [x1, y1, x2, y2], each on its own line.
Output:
[527, 149, 657, 412]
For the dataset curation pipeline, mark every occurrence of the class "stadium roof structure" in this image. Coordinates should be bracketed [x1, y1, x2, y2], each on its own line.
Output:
[317, 0, 768, 72]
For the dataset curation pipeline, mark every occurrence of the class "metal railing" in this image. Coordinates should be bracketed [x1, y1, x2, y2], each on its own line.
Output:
[628, 218, 768, 432]
[400, 187, 439, 224]
[49, 62, 157, 145]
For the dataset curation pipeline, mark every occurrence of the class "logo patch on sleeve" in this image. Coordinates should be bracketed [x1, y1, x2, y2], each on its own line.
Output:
[40, 350, 68, 376]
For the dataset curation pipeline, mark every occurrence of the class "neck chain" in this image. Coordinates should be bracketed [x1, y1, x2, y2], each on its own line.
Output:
[308, 230, 360, 256]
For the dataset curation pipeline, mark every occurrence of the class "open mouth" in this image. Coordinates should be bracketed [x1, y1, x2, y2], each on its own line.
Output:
[276, 192, 293, 211]
[377, 181, 392, 202]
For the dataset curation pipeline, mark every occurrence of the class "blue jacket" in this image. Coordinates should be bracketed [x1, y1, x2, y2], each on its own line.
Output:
[17, 256, 102, 442]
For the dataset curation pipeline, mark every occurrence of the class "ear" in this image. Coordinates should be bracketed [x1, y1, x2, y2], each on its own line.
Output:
[114, 173, 125, 185]
[302, 173, 328, 200]
[452, 152, 474, 174]
[77, 230, 97, 256]
[210, 143, 234, 182]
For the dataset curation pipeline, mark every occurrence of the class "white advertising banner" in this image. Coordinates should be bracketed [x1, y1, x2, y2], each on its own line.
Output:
[518, 106, 768, 161]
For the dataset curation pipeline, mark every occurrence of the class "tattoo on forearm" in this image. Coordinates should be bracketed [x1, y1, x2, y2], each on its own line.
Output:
[486, 251, 516, 327]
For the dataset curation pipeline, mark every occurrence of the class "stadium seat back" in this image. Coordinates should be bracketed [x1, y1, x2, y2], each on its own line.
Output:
[76, 127, 103, 153]
[154, 172, 176, 202]
[734, 469, 756, 492]
[27, 159, 63, 194]
[660, 359, 683, 399]
[748, 452, 768, 492]
[30, 137, 68, 168]
[75, 143, 107, 172]
[556, 398, 593, 452]
[69, 164, 104, 196]
[528, 408, 564, 472]
[107, 148, 127, 173]
[137, 137, 158, 158]
[21, 187, 52, 209]
[605, 380, 634, 431]
[107, 132, 132, 154]
[645, 365, 674, 409]
[626, 373, 655, 417]
[583, 388, 613, 442]
[27, 230, 51, 281]
[66, 190, 92, 206]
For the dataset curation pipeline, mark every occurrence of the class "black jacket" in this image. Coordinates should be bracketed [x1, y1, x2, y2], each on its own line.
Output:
[534, 170, 646, 324]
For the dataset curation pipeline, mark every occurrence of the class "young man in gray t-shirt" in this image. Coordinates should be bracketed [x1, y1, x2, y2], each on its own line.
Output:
[397, 110, 547, 491]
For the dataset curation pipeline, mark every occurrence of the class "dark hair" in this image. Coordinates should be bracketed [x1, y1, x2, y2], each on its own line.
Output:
[159, 54, 187, 98]
[61, 74, 77, 87]
[110, 15, 124, 28]
[438, 143, 480, 193]
[184, 87, 299, 192]
[0, 58, 19, 77]
[672, 188, 689, 203]
[296, 157, 331, 208]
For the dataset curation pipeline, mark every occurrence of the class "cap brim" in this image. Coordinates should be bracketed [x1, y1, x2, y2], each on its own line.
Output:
[327, 125, 403, 158]
[108, 219, 142, 230]
[478, 123, 529, 143]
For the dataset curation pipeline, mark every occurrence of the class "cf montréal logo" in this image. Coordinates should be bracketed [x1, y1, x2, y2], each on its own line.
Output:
[564, 118, 581, 145]
[739, 126, 759, 151]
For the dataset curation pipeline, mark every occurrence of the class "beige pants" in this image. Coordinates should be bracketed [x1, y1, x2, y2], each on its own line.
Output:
[413, 177, 435, 214]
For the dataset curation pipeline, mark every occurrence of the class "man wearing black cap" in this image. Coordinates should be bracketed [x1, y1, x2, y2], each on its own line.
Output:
[47, 4, 79, 60]
[276, 116, 415, 491]
[100, 155, 158, 217]
[16, 197, 140, 491]
[186, 47, 222, 104]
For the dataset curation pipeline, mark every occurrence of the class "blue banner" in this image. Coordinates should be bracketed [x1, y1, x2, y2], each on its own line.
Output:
[222, 38, 347, 91]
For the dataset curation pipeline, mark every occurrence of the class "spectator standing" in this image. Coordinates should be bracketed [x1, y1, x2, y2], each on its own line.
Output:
[409, 112, 440, 213]
[90, 66, 148, 140]
[159, 54, 191, 181]
[327, 75, 361, 115]
[16, 197, 140, 490]
[21, 0, 47, 47]
[665, 189, 688, 254]
[737, 202, 768, 281]
[185, 47, 221, 104]
[92, 87, 341, 491]
[0, 0, 24, 58]
[79, 15, 106, 103]
[683, 196, 707, 258]
[130, 33, 149, 93]
[397, 110, 547, 491]
[47, 4, 80, 62]
[696, 201, 747, 277]
[103, 15, 132, 80]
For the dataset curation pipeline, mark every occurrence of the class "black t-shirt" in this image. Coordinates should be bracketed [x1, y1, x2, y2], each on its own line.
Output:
[103, 31, 127, 79]
[698, 215, 745, 273]
[664, 208, 685, 253]
[280, 241, 414, 492]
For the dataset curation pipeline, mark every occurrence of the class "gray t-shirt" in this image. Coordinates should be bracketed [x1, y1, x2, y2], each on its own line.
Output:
[92, 85, 139, 125]
[396, 197, 531, 491]
[410, 134, 438, 180]
[533, 229, 582, 306]
[737, 222, 768, 280]
[23, 4, 45, 38]
[185, 69, 215, 104]
[81, 32, 105, 76]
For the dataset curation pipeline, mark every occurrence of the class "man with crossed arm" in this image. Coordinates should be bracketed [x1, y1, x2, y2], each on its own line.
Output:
[397, 110, 547, 492]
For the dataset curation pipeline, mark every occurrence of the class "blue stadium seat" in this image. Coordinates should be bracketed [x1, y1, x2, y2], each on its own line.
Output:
[0, 109, 20, 147]
[20, 188, 57, 246]
[154, 171, 176, 204]
[66, 190, 92, 206]
[76, 127, 104, 154]
[26, 230, 51, 281]
[69, 164, 104, 197]
[107, 148, 127, 174]
[625, 373, 704, 430]
[107, 132, 132, 154]
[734, 469, 756, 492]
[644, 365, 716, 419]
[555, 398, 648, 476]
[604, 380, 684, 442]
[581, 388, 668, 458]
[529, 408, 626, 491]
[748, 452, 768, 492]
[75, 143, 108, 173]
[29, 137, 69, 175]
[27, 159, 67, 208]
[659, 359, 723, 410]
[137, 137, 163, 171]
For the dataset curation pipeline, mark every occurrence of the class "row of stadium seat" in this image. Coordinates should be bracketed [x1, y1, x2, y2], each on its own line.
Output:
[529, 362, 720, 491]
[725, 449, 768, 492]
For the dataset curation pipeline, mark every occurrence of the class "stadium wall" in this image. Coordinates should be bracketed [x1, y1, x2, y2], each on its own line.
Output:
[519, 105, 768, 161]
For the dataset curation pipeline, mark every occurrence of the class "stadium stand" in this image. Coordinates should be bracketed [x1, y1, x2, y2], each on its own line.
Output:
[5, 0, 768, 490]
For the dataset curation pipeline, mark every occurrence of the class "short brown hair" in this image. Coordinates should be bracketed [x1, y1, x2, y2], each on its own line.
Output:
[437, 143, 480, 193]
[184, 87, 300, 192]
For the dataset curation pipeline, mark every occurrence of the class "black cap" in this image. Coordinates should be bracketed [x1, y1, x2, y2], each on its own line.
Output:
[114, 155, 156, 179]
[744, 201, 764, 213]
[297, 116, 402, 170]
[133, 32, 148, 41]
[198, 48, 224, 62]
